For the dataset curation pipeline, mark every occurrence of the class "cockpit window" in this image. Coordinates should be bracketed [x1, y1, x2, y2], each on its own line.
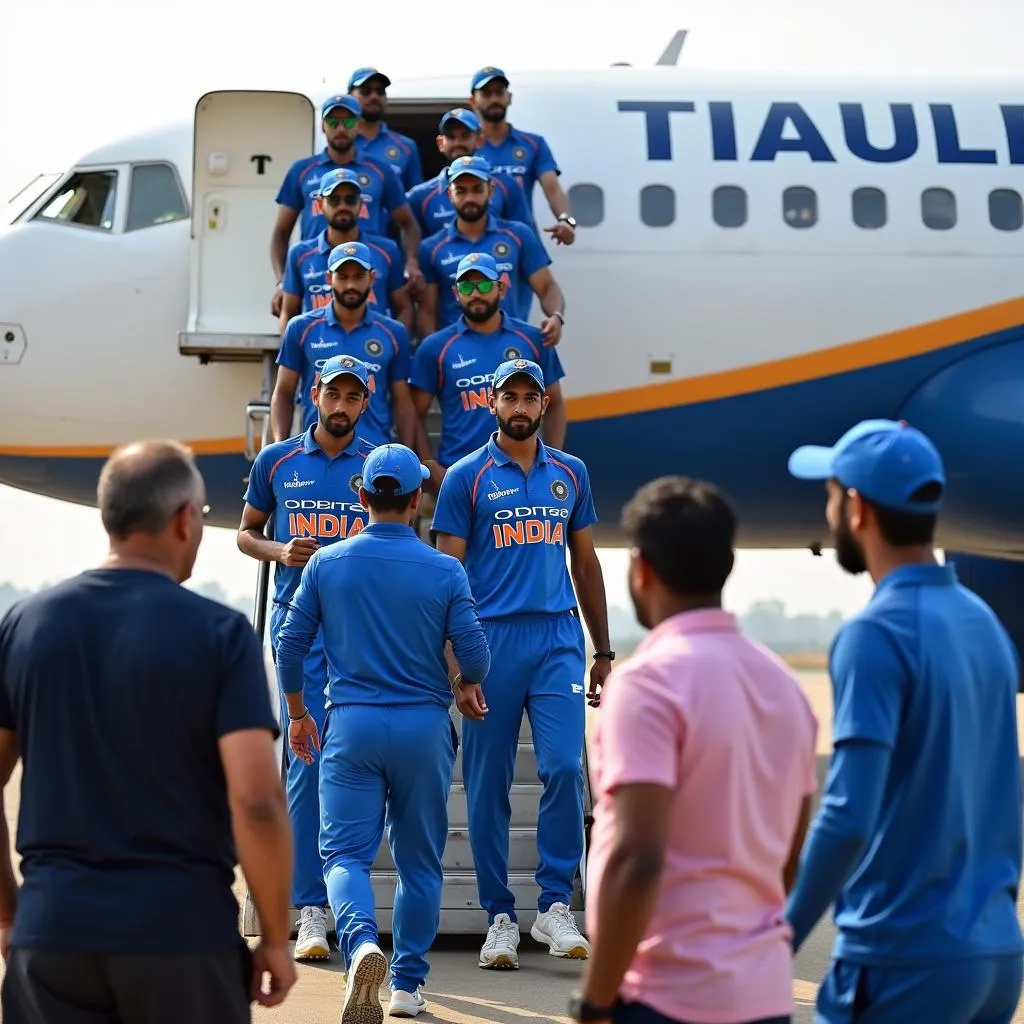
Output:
[126, 163, 188, 231]
[4, 172, 62, 225]
[34, 170, 118, 231]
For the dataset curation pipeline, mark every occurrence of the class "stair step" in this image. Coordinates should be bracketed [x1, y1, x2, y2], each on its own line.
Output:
[447, 784, 540, 829]
[372, 826, 538, 873]
[369, 870, 583, 912]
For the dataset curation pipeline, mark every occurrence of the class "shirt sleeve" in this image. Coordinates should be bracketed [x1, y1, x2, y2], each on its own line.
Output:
[242, 448, 275, 513]
[497, 175, 530, 225]
[829, 619, 905, 749]
[431, 464, 473, 540]
[517, 222, 551, 279]
[569, 461, 598, 532]
[276, 316, 304, 373]
[381, 163, 408, 217]
[274, 555, 322, 696]
[446, 562, 490, 684]
[404, 143, 424, 191]
[533, 135, 560, 178]
[389, 322, 412, 384]
[540, 342, 566, 389]
[275, 159, 304, 211]
[598, 663, 678, 791]
[408, 333, 439, 395]
[385, 242, 405, 297]
[215, 612, 280, 740]
[281, 244, 303, 298]
[419, 236, 438, 285]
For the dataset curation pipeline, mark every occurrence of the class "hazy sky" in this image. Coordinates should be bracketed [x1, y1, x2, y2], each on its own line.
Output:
[1, 0, 1001, 616]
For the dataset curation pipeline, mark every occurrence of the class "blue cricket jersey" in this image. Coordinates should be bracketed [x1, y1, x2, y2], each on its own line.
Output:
[277, 304, 411, 446]
[275, 150, 409, 239]
[242, 426, 377, 616]
[275, 522, 491, 707]
[356, 125, 424, 191]
[477, 126, 559, 222]
[419, 215, 550, 327]
[826, 562, 1024, 965]
[408, 313, 564, 469]
[407, 170, 530, 239]
[431, 435, 597, 620]
[281, 229, 406, 317]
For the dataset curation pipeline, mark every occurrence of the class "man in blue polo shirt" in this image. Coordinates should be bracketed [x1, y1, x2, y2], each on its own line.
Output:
[784, 419, 1024, 1024]
[406, 109, 530, 237]
[409, 253, 566, 496]
[238, 354, 379, 964]
[276, 443, 491, 1022]
[269, 94, 422, 316]
[432, 358, 613, 972]
[416, 156, 565, 336]
[349, 67, 423, 191]
[280, 168, 413, 334]
[272, 241, 417, 451]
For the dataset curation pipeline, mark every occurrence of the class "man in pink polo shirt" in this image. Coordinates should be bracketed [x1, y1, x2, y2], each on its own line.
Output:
[570, 476, 819, 1024]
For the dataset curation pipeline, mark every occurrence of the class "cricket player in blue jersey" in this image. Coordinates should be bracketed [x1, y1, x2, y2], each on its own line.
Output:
[348, 68, 424, 191]
[276, 444, 491, 1022]
[237, 354, 378, 963]
[406, 109, 530, 237]
[408, 253, 566, 498]
[432, 357, 613, 970]
[272, 241, 417, 451]
[279, 168, 413, 334]
[785, 419, 1024, 1024]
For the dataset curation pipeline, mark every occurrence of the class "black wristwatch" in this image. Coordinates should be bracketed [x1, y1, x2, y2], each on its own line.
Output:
[558, 213, 577, 229]
[568, 991, 615, 1022]
[593, 650, 615, 661]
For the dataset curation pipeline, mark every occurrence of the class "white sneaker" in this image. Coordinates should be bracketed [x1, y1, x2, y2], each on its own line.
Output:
[531, 902, 591, 959]
[388, 988, 427, 1017]
[478, 912, 520, 969]
[341, 941, 388, 1024]
[293, 905, 330, 961]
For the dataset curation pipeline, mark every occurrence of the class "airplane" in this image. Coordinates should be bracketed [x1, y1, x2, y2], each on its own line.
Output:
[1, 35, 1023, 673]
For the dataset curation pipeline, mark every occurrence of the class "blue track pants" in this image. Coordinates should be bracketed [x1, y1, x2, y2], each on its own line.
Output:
[461, 611, 586, 924]
[320, 703, 457, 992]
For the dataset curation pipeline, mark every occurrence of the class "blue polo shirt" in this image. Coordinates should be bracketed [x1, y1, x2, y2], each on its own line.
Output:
[825, 562, 1023, 965]
[277, 304, 411, 445]
[407, 169, 531, 238]
[432, 436, 597, 620]
[477, 126, 559, 221]
[243, 426, 376, 617]
[419, 215, 550, 327]
[356, 125, 424, 191]
[275, 522, 491, 707]
[281, 229, 406, 317]
[275, 150, 409, 239]
[408, 313, 564, 469]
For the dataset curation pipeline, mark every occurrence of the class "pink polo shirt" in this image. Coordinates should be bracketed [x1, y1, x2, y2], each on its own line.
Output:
[586, 609, 818, 1024]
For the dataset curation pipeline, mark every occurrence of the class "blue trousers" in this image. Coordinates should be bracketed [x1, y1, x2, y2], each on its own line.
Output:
[270, 603, 328, 910]
[320, 703, 457, 992]
[816, 954, 1023, 1023]
[462, 611, 586, 924]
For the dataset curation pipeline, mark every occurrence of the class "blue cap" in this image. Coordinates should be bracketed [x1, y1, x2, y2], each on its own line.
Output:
[321, 94, 361, 120]
[318, 354, 370, 389]
[492, 358, 545, 392]
[455, 252, 500, 281]
[362, 444, 430, 496]
[788, 419, 946, 514]
[471, 66, 509, 91]
[447, 155, 492, 183]
[319, 167, 362, 197]
[440, 107, 481, 133]
[348, 67, 391, 90]
[327, 242, 373, 272]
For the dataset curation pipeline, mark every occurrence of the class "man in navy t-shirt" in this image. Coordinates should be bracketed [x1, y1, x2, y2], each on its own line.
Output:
[0, 440, 294, 1024]
[785, 419, 1024, 1023]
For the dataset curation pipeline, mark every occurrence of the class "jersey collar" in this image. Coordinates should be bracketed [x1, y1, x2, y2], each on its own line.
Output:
[324, 302, 375, 330]
[643, 608, 740, 647]
[301, 425, 372, 459]
[454, 311, 512, 336]
[486, 433, 550, 467]
[317, 229, 363, 255]
[362, 521, 417, 538]
[445, 213, 499, 242]
[874, 562, 958, 594]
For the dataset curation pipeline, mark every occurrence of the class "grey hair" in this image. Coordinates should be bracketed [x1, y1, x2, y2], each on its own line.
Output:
[97, 440, 204, 538]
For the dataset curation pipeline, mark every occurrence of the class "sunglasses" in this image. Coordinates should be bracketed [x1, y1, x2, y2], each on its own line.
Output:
[324, 192, 360, 207]
[324, 114, 358, 130]
[457, 279, 497, 295]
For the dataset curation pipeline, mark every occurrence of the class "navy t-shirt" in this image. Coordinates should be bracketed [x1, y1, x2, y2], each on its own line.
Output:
[0, 568, 280, 953]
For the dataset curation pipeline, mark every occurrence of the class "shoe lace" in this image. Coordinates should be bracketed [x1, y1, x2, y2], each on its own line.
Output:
[548, 903, 578, 937]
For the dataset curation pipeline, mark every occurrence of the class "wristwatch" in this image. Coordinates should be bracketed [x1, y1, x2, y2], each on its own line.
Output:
[558, 213, 577, 229]
[551, 311, 565, 325]
[593, 650, 615, 661]
[568, 991, 615, 1022]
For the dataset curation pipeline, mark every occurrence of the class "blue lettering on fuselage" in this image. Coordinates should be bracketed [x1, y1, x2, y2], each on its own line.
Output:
[619, 100, 1024, 164]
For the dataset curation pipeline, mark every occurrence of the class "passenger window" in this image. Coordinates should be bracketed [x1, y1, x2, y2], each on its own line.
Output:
[713, 186, 747, 228]
[127, 163, 188, 231]
[922, 188, 956, 230]
[567, 184, 604, 228]
[783, 187, 817, 228]
[640, 185, 675, 228]
[34, 170, 118, 231]
[852, 187, 887, 229]
[989, 189, 1023, 232]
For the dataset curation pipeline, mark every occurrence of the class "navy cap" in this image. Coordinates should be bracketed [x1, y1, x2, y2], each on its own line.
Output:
[440, 107, 481, 133]
[788, 419, 946, 514]
[362, 444, 430, 496]
[318, 354, 370, 389]
[455, 252, 500, 281]
[319, 167, 361, 197]
[447, 155, 492, 184]
[321, 94, 361, 120]
[471, 66, 509, 91]
[348, 67, 391, 90]
[327, 242, 373, 272]
[492, 358, 545, 392]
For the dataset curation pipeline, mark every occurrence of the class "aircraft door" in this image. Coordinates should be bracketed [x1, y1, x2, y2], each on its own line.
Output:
[187, 91, 314, 338]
